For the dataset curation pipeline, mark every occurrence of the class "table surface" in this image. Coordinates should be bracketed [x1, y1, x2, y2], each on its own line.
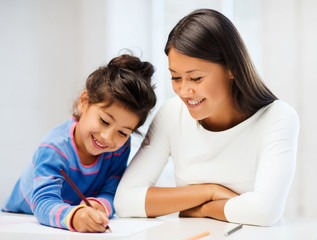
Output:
[1, 212, 317, 240]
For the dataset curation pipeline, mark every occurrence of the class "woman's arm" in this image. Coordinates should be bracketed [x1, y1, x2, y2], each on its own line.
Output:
[114, 99, 176, 217]
[145, 184, 239, 218]
[223, 103, 299, 226]
[179, 200, 229, 221]
[181, 103, 299, 226]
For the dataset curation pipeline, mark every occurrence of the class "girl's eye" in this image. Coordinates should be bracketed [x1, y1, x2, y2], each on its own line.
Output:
[118, 131, 127, 137]
[191, 77, 202, 82]
[100, 117, 109, 125]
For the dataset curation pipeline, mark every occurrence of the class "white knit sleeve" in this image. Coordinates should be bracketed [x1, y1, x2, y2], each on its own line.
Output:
[224, 102, 300, 226]
[114, 100, 174, 217]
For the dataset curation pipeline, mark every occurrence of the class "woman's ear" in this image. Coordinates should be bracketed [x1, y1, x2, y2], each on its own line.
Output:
[78, 90, 89, 114]
[228, 69, 234, 80]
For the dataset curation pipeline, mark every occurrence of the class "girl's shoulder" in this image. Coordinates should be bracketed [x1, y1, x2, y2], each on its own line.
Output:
[39, 118, 76, 147]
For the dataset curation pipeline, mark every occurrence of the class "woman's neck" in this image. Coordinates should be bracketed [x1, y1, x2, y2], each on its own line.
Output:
[199, 108, 249, 131]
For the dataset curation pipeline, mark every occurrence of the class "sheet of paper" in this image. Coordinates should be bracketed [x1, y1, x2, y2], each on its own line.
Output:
[0, 213, 163, 237]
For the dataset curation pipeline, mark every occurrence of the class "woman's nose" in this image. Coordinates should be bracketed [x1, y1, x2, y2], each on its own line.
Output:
[179, 81, 194, 97]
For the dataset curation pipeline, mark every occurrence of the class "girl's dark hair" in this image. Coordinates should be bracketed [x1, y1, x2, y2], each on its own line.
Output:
[165, 9, 277, 115]
[73, 54, 156, 134]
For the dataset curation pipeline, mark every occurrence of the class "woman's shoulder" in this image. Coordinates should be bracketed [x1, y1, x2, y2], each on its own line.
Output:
[258, 100, 300, 128]
[148, 96, 189, 132]
[262, 100, 298, 119]
[155, 96, 189, 122]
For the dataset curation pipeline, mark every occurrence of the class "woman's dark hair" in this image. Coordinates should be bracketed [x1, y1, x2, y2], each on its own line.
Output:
[73, 54, 157, 134]
[165, 9, 277, 115]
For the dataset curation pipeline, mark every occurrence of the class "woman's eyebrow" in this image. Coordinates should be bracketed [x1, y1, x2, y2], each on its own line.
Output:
[169, 68, 201, 74]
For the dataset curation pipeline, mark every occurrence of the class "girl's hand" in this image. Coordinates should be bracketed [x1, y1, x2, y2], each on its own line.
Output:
[80, 199, 106, 214]
[72, 207, 109, 232]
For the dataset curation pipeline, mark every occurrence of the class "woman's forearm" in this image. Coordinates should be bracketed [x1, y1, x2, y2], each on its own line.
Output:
[145, 185, 214, 217]
[201, 200, 228, 221]
[145, 184, 239, 217]
[179, 199, 229, 221]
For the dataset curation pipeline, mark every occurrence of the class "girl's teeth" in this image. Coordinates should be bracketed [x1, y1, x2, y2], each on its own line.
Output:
[93, 137, 106, 148]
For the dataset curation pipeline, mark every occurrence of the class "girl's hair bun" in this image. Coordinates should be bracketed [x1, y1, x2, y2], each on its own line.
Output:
[108, 54, 154, 83]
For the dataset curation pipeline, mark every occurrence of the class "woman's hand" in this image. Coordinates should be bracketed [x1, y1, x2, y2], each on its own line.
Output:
[179, 184, 239, 221]
[207, 184, 239, 201]
[179, 204, 203, 218]
[72, 207, 109, 232]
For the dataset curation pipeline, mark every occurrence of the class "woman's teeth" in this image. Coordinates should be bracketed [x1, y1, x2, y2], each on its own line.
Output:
[187, 98, 204, 105]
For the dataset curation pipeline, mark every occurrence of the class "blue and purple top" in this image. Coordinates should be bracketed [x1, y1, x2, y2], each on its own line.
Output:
[2, 118, 130, 231]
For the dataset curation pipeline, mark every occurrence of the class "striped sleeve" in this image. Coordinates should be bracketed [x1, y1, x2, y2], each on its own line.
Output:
[31, 144, 78, 230]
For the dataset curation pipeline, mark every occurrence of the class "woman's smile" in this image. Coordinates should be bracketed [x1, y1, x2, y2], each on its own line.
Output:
[186, 98, 206, 108]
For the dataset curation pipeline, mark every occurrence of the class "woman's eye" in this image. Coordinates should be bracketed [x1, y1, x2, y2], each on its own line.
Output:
[191, 77, 202, 81]
[171, 76, 181, 81]
[100, 117, 109, 125]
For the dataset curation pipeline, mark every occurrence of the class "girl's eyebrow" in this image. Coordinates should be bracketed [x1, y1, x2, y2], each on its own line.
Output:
[104, 112, 134, 131]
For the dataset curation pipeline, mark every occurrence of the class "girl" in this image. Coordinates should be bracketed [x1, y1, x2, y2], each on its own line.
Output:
[114, 9, 299, 226]
[2, 54, 156, 232]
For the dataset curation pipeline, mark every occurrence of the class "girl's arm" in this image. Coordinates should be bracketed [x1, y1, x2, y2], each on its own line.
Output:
[32, 146, 108, 232]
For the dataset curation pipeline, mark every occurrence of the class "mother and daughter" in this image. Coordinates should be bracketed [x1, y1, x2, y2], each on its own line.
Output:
[2, 9, 299, 232]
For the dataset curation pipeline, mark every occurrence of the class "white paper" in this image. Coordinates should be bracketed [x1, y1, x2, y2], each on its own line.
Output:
[0, 213, 163, 237]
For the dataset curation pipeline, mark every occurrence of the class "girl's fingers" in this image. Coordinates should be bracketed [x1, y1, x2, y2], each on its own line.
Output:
[87, 208, 109, 232]
[80, 199, 106, 213]
[74, 207, 108, 233]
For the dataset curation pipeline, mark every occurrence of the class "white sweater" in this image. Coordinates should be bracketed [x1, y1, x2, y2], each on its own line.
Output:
[114, 97, 299, 226]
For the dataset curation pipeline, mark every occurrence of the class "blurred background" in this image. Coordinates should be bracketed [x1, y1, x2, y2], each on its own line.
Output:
[1, 0, 316, 219]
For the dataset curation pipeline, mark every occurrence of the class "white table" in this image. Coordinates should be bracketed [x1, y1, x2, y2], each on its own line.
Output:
[1, 212, 316, 240]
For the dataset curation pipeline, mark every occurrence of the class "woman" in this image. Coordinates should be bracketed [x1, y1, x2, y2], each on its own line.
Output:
[114, 9, 299, 226]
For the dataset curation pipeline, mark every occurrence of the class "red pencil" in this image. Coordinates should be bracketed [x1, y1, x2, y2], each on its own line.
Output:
[59, 169, 112, 232]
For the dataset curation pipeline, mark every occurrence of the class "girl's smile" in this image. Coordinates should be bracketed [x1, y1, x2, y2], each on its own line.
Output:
[91, 135, 108, 149]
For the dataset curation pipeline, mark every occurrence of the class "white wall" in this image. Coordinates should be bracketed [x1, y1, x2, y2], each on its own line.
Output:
[260, 0, 317, 218]
[0, 0, 109, 203]
[1, 0, 316, 219]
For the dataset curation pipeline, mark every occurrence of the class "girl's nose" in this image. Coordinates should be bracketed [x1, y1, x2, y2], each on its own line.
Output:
[100, 129, 115, 148]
